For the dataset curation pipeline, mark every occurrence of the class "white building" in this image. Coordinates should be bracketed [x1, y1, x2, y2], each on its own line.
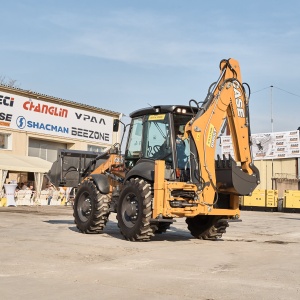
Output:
[0, 84, 121, 203]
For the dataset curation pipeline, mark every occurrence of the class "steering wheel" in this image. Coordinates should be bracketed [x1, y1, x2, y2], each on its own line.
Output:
[147, 145, 152, 157]
[153, 145, 161, 153]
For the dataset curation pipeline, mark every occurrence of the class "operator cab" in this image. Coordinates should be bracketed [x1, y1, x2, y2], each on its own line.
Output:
[125, 105, 197, 180]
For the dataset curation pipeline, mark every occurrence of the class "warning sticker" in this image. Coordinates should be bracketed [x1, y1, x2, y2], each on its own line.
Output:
[206, 124, 217, 148]
[148, 114, 166, 121]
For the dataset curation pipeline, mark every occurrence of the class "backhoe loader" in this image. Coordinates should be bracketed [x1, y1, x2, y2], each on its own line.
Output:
[49, 58, 260, 241]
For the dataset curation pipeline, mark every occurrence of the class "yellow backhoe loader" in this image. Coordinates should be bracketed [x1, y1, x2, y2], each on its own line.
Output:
[49, 58, 260, 241]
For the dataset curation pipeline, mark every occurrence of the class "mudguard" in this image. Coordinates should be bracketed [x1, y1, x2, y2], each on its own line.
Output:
[91, 174, 110, 194]
[124, 159, 155, 182]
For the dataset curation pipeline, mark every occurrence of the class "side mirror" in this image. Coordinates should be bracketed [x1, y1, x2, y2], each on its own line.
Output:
[113, 119, 120, 132]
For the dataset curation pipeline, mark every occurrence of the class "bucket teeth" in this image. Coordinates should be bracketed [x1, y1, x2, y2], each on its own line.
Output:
[216, 154, 232, 168]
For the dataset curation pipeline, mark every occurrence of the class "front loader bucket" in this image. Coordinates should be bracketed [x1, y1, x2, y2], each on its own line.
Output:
[47, 149, 107, 187]
[215, 155, 260, 196]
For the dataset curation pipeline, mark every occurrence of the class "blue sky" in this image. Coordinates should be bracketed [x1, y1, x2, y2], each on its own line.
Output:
[1, 0, 300, 133]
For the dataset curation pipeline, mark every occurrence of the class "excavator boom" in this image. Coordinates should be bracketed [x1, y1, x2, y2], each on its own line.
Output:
[185, 58, 259, 204]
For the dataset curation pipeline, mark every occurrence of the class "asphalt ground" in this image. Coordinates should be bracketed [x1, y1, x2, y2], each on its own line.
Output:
[0, 206, 299, 300]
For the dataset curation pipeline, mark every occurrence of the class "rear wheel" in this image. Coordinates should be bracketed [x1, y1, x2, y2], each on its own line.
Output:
[117, 178, 154, 241]
[186, 215, 229, 240]
[74, 180, 110, 233]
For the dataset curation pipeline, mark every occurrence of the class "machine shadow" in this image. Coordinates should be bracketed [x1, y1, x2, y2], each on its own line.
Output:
[44, 219, 74, 225]
[279, 216, 300, 221]
[44, 218, 225, 242]
[72, 219, 221, 242]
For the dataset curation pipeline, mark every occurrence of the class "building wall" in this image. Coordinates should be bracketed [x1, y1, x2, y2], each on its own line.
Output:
[254, 158, 298, 191]
[0, 85, 121, 162]
[274, 179, 299, 198]
[1, 121, 120, 161]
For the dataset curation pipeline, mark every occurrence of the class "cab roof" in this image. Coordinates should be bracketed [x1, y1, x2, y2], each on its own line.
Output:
[130, 105, 198, 118]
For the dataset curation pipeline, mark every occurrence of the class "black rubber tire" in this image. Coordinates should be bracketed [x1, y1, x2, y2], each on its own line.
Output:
[186, 215, 229, 240]
[73, 180, 110, 234]
[117, 178, 154, 241]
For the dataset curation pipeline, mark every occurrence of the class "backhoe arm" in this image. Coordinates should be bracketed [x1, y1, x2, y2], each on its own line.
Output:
[185, 58, 259, 205]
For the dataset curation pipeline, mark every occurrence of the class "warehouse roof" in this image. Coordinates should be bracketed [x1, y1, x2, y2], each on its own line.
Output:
[0, 84, 120, 117]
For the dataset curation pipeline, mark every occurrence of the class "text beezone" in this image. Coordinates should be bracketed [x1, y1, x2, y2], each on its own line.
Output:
[71, 127, 109, 141]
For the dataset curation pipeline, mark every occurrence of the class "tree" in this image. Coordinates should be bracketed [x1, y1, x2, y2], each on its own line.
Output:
[0, 75, 19, 88]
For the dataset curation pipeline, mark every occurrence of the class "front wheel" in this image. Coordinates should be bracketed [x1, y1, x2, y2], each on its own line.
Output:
[117, 178, 154, 241]
[73, 180, 110, 233]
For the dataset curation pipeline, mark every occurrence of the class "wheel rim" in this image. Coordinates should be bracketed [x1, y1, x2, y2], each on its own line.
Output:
[77, 192, 92, 222]
[121, 192, 139, 228]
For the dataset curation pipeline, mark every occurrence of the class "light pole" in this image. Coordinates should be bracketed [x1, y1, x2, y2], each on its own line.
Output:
[270, 85, 274, 190]
[270, 85, 274, 133]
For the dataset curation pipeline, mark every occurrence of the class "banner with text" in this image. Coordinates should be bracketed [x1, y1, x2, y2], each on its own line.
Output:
[220, 130, 300, 160]
[0, 91, 115, 144]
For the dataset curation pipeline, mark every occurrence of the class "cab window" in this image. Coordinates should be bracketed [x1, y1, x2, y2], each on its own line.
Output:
[142, 114, 172, 162]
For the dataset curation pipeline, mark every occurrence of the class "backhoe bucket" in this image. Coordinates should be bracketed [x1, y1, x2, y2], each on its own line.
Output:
[215, 155, 260, 196]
